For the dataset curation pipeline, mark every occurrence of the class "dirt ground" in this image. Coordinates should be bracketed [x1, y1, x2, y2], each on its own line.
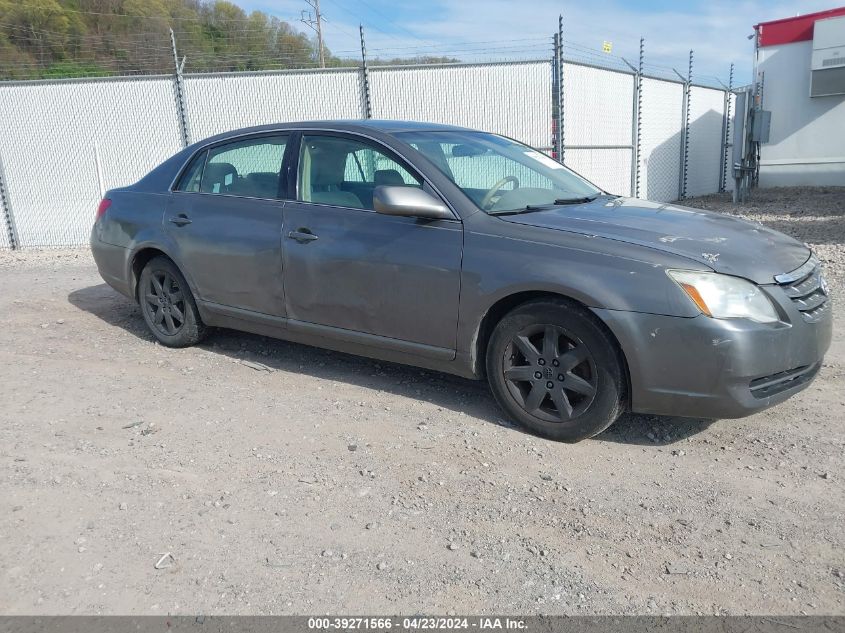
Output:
[0, 187, 843, 616]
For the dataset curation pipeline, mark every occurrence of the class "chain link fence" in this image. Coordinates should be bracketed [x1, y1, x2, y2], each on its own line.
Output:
[639, 77, 686, 202]
[0, 75, 183, 248]
[368, 61, 552, 150]
[562, 64, 635, 195]
[183, 68, 365, 141]
[0, 55, 734, 249]
[686, 86, 729, 198]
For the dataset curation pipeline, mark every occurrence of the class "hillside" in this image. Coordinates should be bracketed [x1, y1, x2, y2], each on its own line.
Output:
[0, 0, 457, 80]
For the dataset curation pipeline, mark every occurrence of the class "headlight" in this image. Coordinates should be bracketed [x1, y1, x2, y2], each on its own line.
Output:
[667, 270, 779, 323]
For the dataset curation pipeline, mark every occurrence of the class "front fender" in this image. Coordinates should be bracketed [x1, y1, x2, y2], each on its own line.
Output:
[456, 215, 711, 360]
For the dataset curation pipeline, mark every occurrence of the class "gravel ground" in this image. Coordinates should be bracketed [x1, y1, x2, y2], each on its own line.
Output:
[0, 187, 843, 615]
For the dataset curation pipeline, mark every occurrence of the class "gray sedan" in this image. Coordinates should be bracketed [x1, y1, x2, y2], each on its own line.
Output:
[91, 120, 832, 442]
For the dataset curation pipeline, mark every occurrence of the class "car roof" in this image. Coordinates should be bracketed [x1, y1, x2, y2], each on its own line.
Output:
[195, 119, 473, 146]
[130, 120, 478, 193]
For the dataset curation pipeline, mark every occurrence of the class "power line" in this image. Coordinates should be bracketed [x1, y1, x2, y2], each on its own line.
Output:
[355, 0, 435, 45]
[320, 0, 425, 48]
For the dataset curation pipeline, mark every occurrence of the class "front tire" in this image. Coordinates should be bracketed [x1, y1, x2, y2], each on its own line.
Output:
[138, 256, 207, 347]
[486, 299, 625, 442]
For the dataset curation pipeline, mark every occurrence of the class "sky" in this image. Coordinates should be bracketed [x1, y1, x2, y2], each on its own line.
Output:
[240, 0, 842, 84]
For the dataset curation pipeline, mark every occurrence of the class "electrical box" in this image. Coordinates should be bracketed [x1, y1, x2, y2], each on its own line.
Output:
[731, 91, 748, 179]
[751, 110, 771, 143]
[811, 15, 845, 97]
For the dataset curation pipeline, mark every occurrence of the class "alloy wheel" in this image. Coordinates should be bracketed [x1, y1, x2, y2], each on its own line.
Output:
[501, 324, 597, 422]
[144, 269, 186, 336]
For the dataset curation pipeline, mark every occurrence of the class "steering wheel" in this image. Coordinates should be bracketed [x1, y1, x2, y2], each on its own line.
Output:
[481, 176, 520, 209]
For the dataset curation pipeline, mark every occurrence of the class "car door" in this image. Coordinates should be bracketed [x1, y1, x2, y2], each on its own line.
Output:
[282, 132, 463, 356]
[165, 133, 291, 317]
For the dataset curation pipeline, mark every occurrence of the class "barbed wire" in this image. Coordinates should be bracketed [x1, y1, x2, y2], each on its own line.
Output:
[0, 11, 733, 86]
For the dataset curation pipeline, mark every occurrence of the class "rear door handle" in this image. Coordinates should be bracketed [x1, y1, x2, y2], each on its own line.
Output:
[169, 213, 192, 227]
[287, 229, 318, 243]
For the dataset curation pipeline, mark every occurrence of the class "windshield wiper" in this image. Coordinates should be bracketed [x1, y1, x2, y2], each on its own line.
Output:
[487, 204, 558, 216]
[488, 195, 603, 216]
[553, 195, 600, 204]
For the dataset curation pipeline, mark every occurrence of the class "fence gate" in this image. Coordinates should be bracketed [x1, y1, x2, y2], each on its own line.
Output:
[686, 86, 729, 198]
[638, 77, 686, 202]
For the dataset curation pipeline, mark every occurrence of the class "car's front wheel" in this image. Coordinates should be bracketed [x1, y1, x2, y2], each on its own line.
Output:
[138, 256, 207, 347]
[486, 299, 625, 442]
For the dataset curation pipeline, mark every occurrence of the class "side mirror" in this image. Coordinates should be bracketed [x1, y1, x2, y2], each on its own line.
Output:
[373, 186, 453, 220]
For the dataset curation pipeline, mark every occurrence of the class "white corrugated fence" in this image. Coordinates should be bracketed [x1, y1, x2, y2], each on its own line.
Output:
[0, 59, 734, 248]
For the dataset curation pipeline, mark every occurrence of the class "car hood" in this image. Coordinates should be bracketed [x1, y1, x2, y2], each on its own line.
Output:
[497, 197, 810, 284]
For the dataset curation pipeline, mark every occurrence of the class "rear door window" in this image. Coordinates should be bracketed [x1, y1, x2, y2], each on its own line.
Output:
[199, 135, 289, 199]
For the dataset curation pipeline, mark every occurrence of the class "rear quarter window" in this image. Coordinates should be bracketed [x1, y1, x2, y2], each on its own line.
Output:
[175, 151, 206, 192]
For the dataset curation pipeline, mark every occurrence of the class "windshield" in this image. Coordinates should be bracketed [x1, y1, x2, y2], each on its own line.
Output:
[395, 130, 602, 213]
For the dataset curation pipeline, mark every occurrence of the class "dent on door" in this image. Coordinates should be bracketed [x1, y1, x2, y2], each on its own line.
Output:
[282, 205, 463, 352]
[165, 194, 287, 316]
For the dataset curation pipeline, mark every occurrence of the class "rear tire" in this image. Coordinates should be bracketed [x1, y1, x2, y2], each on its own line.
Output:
[138, 256, 207, 348]
[486, 299, 625, 442]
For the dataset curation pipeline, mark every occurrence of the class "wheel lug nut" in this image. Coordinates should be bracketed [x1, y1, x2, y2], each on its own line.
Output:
[538, 358, 546, 366]
[534, 371, 542, 379]
[558, 374, 564, 381]
[546, 381, 554, 389]
[552, 359, 559, 367]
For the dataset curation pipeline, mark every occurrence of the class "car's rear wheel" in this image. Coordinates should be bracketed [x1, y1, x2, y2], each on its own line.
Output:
[138, 256, 207, 347]
[486, 299, 625, 442]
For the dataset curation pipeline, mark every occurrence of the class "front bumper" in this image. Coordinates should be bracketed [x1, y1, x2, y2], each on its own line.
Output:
[594, 292, 832, 419]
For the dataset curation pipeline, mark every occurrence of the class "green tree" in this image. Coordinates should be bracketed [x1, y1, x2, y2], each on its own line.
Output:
[0, 0, 456, 80]
[0, 0, 84, 65]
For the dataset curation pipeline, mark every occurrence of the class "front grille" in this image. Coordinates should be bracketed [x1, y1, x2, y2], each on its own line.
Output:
[775, 257, 830, 323]
[749, 363, 820, 399]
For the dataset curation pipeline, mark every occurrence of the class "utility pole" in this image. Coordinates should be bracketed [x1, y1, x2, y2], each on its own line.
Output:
[301, 0, 326, 68]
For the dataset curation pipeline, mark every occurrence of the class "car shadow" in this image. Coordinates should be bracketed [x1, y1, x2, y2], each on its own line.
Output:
[596, 412, 716, 446]
[68, 283, 716, 446]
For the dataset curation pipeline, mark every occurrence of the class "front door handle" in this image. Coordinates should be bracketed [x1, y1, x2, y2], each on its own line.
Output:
[287, 229, 318, 243]
[169, 213, 192, 227]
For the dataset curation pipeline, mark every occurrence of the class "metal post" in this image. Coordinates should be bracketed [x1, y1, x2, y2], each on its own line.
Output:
[719, 63, 734, 193]
[359, 24, 372, 119]
[556, 15, 565, 164]
[678, 50, 693, 200]
[0, 152, 19, 250]
[631, 37, 644, 198]
[552, 33, 560, 160]
[752, 70, 764, 189]
[170, 28, 191, 148]
[94, 142, 105, 199]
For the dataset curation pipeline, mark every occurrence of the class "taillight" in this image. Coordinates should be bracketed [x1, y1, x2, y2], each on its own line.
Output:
[96, 198, 112, 220]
